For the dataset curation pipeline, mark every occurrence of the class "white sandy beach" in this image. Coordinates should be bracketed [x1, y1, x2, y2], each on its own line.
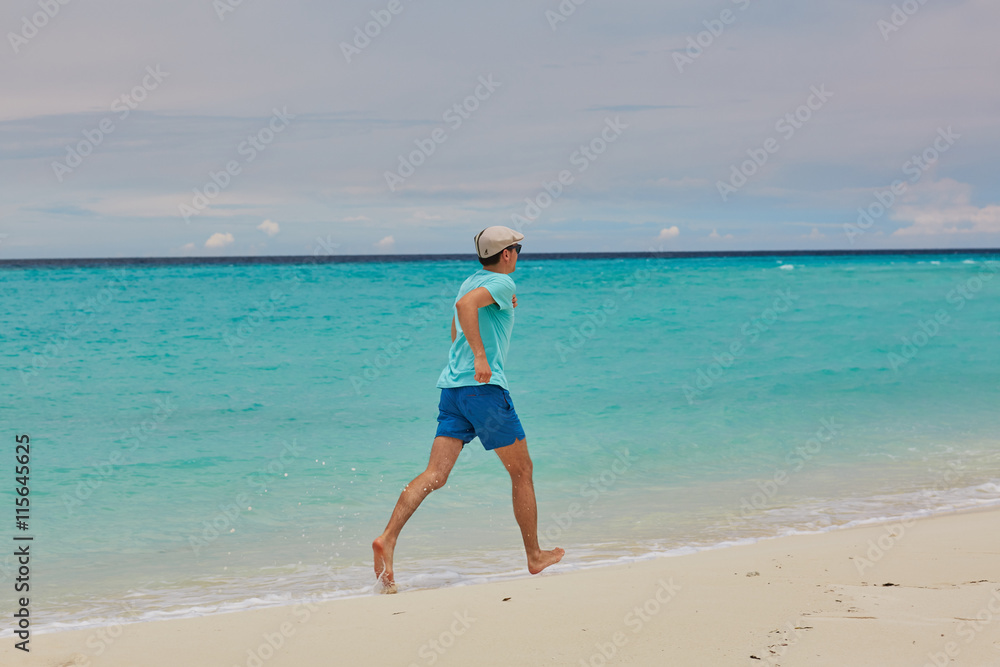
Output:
[5, 507, 999, 667]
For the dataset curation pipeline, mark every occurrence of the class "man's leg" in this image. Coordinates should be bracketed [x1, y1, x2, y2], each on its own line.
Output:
[494, 438, 565, 574]
[372, 435, 464, 592]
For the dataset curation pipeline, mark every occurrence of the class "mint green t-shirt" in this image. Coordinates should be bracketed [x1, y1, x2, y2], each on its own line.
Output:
[436, 269, 516, 390]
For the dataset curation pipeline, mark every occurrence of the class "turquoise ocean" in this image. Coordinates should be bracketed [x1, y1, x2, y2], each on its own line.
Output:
[3, 252, 1000, 635]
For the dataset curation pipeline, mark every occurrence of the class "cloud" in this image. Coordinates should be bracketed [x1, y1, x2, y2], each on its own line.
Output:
[180, 242, 196, 253]
[657, 226, 680, 241]
[804, 227, 826, 239]
[708, 229, 734, 240]
[85, 194, 195, 219]
[412, 211, 444, 221]
[83, 193, 280, 219]
[6, 2, 1000, 259]
[587, 104, 690, 112]
[205, 232, 234, 249]
[257, 219, 280, 236]
[656, 176, 708, 189]
[375, 235, 395, 250]
[892, 179, 1000, 236]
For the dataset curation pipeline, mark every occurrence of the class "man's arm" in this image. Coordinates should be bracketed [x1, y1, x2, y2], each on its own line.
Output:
[452, 291, 513, 343]
[455, 286, 496, 383]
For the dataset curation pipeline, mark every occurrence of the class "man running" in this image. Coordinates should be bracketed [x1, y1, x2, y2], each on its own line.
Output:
[372, 226, 565, 593]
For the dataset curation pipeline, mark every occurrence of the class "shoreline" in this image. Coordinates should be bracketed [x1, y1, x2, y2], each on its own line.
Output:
[10, 481, 1000, 636]
[6, 505, 999, 666]
[15, 485, 1000, 639]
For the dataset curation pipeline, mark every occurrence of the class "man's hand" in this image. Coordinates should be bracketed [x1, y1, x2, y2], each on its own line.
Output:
[512, 294, 517, 308]
[474, 354, 492, 383]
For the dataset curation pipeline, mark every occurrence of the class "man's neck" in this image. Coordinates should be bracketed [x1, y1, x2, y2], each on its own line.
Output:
[483, 256, 518, 274]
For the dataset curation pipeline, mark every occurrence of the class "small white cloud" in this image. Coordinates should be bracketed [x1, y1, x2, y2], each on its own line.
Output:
[657, 226, 680, 241]
[180, 242, 196, 253]
[342, 216, 369, 222]
[375, 235, 395, 250]
[257, 219, 280, 236]
[805, 227, 826, 240]
[205, 232, 235, 249]
[708, 229, 734, 240]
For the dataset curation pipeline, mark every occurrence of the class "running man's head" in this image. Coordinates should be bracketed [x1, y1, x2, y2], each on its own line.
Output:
[475, 226, 523, 274]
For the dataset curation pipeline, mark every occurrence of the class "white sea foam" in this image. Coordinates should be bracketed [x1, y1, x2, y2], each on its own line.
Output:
[11, 476, 999, 638]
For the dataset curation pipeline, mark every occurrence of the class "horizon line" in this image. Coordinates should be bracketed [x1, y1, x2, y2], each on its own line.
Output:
[1, 247, 999, 269]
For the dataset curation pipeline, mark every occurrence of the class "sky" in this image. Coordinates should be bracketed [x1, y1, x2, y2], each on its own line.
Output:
[1, 0, 998, 259]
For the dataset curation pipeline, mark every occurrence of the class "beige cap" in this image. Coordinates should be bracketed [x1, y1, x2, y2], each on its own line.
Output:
[474, 226, 525, 258]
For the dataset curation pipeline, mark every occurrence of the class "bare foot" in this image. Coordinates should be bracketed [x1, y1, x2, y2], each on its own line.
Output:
[527, 547, 565, 575]
[372, 536, 397, 594]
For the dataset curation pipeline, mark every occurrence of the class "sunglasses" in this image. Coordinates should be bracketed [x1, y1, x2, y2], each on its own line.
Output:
[505, 243, 522, 254]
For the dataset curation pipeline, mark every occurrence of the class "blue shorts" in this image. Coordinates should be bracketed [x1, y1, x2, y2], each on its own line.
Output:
[435, 384, 526, 450]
